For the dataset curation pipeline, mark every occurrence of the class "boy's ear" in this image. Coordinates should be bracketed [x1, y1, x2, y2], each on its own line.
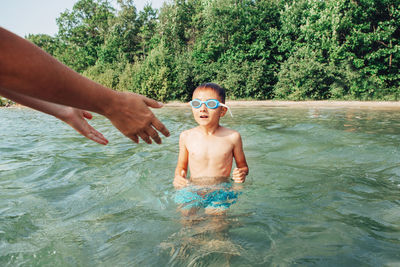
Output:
[220, 106, 227, 117]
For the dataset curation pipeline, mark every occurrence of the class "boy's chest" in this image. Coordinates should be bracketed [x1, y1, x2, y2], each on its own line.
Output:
[186, 138, 233, 160]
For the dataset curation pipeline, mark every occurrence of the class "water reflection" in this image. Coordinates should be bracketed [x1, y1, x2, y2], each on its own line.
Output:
[161, 213, 241, 266]
[161, 182, 245, 265]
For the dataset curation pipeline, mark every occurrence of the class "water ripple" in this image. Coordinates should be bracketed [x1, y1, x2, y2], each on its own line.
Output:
[1, 107, 400, 266]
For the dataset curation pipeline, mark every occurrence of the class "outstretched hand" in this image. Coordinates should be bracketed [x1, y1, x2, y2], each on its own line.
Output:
[61, 107, 109, 145]
[104, 92, 170, 144]
[0, 28, 170, 145]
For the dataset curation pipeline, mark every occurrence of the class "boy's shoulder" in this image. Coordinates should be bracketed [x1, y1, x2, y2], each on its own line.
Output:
[218, 126, 241, 139]
[180, 127, 198, 138]
[219, 126, 239, 134]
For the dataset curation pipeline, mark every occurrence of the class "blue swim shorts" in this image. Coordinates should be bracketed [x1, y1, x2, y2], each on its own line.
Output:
[174, 183, 239, 210]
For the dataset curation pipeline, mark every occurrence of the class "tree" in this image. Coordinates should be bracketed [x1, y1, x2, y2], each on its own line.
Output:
[26, 34, 61, 56]
[26, 0, 400, 100]
[56, 0, 115, 71]
[137, 4, 159, 59]
[342, 0, 400, 98]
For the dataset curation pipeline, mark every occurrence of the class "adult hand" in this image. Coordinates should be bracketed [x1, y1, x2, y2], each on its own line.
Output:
[0, 87, 109, 145]
[0, 27, 170, 145]
[103, 92, 170, 144]
[60, 107, 109, 145]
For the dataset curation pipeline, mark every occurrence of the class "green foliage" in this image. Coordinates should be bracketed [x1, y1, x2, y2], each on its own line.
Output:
[341, 0, 400, 98]
[275, 47, 336, 100]
[190, 0, 280, 98]
[54, 0, 115, 71]
[82, 62, 124, 89]
[27, 0, 400, 101]
[0, 97, 14, 107]
[26, 34, 61, 56]
[274, 0, 400, 100]
[170, 51, 196, 101]
[216, 59, 272, 99]
[129, 44, 171, 101]
[116, 63, 136, 92]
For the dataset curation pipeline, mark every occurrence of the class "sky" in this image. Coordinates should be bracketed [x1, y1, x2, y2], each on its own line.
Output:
[0, 0, 165, 37]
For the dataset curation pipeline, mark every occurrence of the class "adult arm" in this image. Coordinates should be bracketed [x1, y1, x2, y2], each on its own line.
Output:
[0, 88, 108, 145]
[0, 27, 169, 144]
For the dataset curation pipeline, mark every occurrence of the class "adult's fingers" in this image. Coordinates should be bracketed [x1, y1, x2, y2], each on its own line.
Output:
[82, 110, 93, 120]
[143, 96, 163, 108]
[81, 124, 108, 145]
[87, 131, 108, 145]
[152, 117, 170, 137]
[67, 110, 108, 145]
[138, 131, 152, 144]
[145, 126, 162, 144]
[127, 133, 139, 143]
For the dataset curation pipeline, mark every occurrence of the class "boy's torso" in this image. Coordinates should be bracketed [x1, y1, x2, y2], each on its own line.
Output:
[185, 126, 236, 184]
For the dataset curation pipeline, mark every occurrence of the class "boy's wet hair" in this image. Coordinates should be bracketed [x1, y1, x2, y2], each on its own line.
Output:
[193, 83, 226, 103]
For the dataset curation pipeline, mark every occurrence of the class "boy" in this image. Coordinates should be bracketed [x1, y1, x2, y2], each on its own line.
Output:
[173, 83, 249, 214]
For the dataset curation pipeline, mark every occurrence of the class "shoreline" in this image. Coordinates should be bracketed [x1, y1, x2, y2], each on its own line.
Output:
[2, 100, 400, 110]
[165, 100, 400, 109]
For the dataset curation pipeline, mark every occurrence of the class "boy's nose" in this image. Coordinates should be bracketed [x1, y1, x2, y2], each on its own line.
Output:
[199, 103, 207, 111]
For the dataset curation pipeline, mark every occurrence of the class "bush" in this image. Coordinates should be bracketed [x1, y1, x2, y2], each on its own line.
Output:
[170, 51, 196, 101]
[82, 62, 123, 89]
[129, 45, 171, 101]
[216, 59, 273, 99]
[274, 47, 334, 100]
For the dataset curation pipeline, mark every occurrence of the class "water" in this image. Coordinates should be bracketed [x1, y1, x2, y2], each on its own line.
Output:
[1, 106, 400, 266]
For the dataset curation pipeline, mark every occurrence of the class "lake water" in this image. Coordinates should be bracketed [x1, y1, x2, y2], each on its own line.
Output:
[1, 106, 400, 266]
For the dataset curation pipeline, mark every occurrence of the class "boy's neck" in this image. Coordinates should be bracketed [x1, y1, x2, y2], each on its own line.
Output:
[198, 124, 221, 135]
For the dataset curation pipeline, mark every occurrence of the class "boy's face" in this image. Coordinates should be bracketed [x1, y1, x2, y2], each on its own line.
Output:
[191, 88, 227, 127]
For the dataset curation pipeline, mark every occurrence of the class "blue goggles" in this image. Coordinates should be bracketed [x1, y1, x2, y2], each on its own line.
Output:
[190, 99, 224, 109]
[189, 99, 233, 117]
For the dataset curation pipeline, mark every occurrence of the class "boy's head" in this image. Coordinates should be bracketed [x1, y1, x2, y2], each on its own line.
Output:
[193, 83, 225, 103]
[190, 83, 229, 126]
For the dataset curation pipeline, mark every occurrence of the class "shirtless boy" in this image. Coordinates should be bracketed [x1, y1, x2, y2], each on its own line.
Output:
[173, 83, 249, 214]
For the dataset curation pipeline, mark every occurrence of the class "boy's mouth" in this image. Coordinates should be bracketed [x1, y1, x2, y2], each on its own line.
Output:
[200, 115, 208, 119]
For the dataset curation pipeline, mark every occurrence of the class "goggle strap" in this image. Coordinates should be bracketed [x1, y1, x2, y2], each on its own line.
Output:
[219, 103, 233, 117]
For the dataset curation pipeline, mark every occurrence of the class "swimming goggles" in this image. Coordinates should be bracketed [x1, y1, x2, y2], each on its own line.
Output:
[189, 99, 233, 117]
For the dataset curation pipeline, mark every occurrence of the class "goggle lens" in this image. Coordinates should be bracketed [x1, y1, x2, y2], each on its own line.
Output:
[191, 100, 202, 108]
[206, 100, 218, 108]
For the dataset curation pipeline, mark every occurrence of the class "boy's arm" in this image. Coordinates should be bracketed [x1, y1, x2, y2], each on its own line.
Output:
[0, 88, 108, 145]
[174, 132, 189, 188]
[0, 27, 169, 144]
[232, 132, 249, 183]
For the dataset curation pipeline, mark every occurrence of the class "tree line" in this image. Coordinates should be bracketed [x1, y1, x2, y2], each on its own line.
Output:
[26, 0, 399, 102]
